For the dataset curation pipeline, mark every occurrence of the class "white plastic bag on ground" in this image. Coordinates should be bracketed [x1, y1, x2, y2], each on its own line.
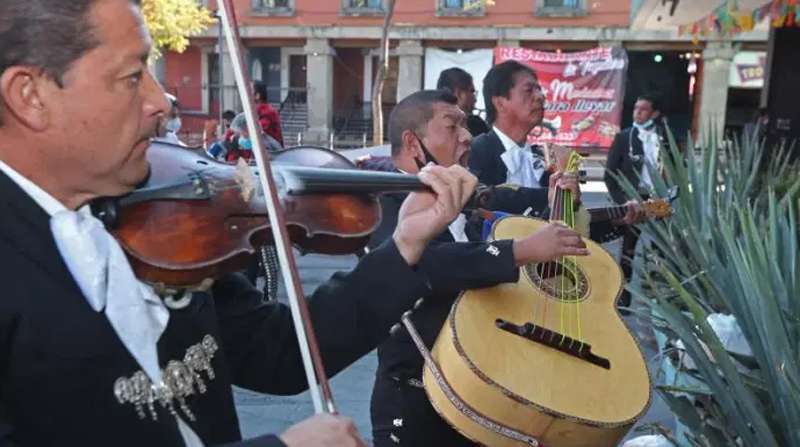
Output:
[674, 313, 752, 370]
[622, 434, 672, 447]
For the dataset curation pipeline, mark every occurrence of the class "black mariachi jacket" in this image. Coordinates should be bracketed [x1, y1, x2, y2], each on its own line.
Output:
[604, 121, 669, 205]
[0, 169, 432, 446]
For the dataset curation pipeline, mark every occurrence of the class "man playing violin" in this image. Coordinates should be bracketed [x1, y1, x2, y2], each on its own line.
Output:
[0, 1, 477, 446]
[366, 89, 592, 447]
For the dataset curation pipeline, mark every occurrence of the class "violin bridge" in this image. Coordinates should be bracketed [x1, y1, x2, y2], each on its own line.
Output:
[234, 158, 256, 202]
[495, 319, 611, 370]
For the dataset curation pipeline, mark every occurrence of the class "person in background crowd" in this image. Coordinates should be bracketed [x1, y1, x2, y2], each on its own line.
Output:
[254, 81, 284, 146]
[604, 92, 668, 310]
[222, 109, 237, 132]
[155, 93, 185, 146]
[436, 67, 490, 137]
[206, 110, 238, 155]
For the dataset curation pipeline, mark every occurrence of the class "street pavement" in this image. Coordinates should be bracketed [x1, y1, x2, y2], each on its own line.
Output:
[234, 184, 675, 445]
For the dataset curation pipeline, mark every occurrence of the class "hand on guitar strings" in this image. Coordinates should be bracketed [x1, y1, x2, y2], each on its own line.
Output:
[548, 171, 582, 207]
[393, 164, 478, 266]
[512, 222, 590, 267]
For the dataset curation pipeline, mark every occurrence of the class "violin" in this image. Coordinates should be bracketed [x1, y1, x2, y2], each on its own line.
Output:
[92, 141, 427, 288]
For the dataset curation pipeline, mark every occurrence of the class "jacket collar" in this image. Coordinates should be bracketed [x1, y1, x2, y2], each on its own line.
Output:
[0, 169, 82, 292]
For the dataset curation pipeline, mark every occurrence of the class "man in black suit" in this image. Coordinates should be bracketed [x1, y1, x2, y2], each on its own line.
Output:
[367, 90, 590, 447]
[0, 1, 477, 446]
[604, 93, 668, 308]
[436, 67, 490, 137]
[604, 93, 667, 204]
[469, 60, 561, 189]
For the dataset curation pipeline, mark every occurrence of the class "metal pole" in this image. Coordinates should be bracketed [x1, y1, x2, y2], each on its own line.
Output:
[217, 12, 224, 127]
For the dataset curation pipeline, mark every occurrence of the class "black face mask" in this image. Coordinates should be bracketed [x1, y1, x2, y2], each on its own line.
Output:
[412, 132, 439, 170]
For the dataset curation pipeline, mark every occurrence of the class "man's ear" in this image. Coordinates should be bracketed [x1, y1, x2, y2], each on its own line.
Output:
[0, 67, 51, 131]
[401, 129, 424, 160]
[491, 95, 504, 117]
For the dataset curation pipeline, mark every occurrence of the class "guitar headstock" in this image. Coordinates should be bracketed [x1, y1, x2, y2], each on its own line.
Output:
[546, 144, 578, 173]
[642, 198, 673, 219]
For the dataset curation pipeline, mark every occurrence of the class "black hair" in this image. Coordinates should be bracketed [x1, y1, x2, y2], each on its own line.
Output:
[0, 0, 141, 86]
[253, 81, 268, 103]
[482, 60, 536, 125]
[436, 67, 473, 94]
[222, 110, 237, 122]
[636, 93, 662, 112]
[388, 90, 458, 156]
[0, 0, 141, 124]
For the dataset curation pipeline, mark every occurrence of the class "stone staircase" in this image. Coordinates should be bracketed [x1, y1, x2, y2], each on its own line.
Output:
[277, 101, 308, 147]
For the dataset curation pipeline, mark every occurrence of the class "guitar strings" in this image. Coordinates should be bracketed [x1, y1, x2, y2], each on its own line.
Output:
[558, 152, 584, 348]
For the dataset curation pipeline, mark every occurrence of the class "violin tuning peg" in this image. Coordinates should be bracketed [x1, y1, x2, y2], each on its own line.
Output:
[402, 310, 413, 319]
[414, 298, 425, 310]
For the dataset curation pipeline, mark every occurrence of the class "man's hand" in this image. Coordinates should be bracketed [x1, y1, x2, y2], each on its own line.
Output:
[512, 222, 590, 267]
[393, 164, 478, 265]
[279, 414, 366, 447]
[550, 144, 573, 172]
[613, 200, 646, 226]
[547, 172, 581, 206]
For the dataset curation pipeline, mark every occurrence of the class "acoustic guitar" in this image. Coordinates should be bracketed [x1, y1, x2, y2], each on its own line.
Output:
[406, 152, 652, 447]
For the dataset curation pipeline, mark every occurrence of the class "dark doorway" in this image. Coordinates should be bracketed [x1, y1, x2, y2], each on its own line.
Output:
[766, 27, 800, 150]
[248, 47, 281, 102]
[289, 54, 307, 103]
[623, 51, 693, 145]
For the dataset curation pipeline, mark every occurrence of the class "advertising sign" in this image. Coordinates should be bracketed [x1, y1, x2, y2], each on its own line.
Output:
[729, 51, 766, 89]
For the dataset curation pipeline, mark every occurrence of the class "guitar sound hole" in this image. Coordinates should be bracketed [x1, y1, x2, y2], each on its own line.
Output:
[524, 260, 589, 302]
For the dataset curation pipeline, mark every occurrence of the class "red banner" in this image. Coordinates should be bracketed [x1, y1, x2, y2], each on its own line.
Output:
[495, 47, 628, 151]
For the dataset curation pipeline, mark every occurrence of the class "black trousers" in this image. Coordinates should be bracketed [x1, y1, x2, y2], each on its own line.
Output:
[618, 225, 640, 308]
[371, 375, 476, 447]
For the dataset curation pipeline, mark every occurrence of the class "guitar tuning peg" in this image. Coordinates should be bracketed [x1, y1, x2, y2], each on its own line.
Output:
[402, 310, 413, 319]
[390, 323, 402, 336]
[414, 298, 425, 310]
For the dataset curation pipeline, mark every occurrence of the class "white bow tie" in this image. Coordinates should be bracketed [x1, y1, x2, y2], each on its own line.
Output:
[50, 209, 168, 382]
[500, 144, 546, 188]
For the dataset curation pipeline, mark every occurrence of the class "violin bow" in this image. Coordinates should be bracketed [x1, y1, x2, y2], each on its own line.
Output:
[217, 0, 336, 414]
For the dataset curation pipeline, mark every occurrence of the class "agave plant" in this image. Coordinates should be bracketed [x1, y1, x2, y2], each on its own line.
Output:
[614, 128, 800, 447]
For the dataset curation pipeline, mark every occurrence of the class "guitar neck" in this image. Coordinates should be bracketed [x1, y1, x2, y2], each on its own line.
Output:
[587, 204, 628, 223]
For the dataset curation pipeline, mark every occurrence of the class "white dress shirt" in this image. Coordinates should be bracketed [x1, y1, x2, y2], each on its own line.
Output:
[493, 126, 546, 188]
[635, 126, 661, 191]
[0, 160, 203, 447]
[448, 213, 469, 242]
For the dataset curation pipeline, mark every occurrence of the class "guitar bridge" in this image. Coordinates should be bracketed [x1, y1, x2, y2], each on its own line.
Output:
[495, 319, 611, 370]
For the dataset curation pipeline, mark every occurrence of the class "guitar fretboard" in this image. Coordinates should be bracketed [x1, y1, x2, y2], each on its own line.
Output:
[587, 205, 628, 223]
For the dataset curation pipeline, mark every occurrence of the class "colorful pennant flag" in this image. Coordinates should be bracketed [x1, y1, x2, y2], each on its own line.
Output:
[681, 0, 800, 44]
